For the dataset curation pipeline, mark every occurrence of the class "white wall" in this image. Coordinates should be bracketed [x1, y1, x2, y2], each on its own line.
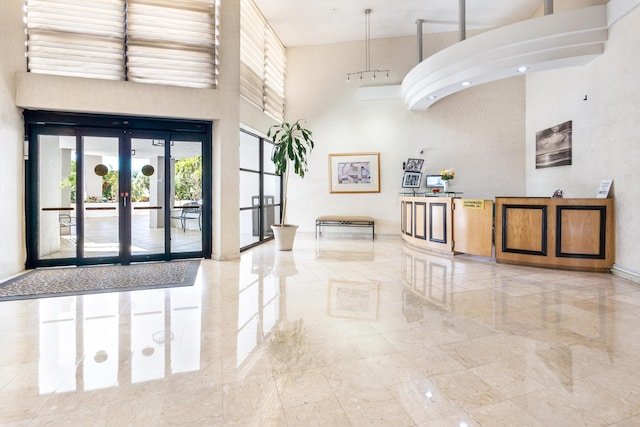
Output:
[525, 5, 640, 273]
[283, 35, 527, 235]
[0, 1, 28, 278]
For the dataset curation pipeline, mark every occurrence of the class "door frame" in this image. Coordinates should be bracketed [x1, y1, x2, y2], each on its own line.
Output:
[24, 110, 212, 268]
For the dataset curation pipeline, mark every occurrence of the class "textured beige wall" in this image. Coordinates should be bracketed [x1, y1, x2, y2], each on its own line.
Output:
[525, 6, 640, 272]
[283, 35, 527, 236]
[0, 1, 27, 278]
[12, 2, 246, 262]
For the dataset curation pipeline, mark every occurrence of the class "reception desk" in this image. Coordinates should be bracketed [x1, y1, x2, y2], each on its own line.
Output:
[401, 195, 494, 257]
[495, 197, 614, 272]
[400, 196, 614, 272]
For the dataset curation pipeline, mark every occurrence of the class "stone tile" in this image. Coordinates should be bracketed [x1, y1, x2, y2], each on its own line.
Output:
[1, 235, 639, 425]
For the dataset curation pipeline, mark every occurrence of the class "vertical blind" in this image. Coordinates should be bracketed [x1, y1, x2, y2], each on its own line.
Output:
[240, 0, 286, 121]
[25, 0, 218, 89]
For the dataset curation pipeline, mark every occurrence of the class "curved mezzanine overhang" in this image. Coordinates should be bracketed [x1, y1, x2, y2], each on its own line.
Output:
[401, 5, 608, 111]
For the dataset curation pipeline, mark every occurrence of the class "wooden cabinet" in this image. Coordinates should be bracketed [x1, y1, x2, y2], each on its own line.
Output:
[400, 196, 494, 257]
[495, 197, 614, 272]
[400, 196, 614, 272]
[401, 197, 453, 254]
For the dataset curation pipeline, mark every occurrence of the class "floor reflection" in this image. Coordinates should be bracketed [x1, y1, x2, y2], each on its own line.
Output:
[3, 234, 640, 425]
[38, 285, 202, 394]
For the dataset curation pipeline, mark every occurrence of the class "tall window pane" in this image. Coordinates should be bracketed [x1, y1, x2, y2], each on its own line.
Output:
[239, 130, 281, 250]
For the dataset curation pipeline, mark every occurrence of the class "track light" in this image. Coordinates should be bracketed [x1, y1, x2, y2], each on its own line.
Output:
[345, 9, 391, 83]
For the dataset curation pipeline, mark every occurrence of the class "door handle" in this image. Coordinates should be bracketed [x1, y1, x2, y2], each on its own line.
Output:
[120, 192, 129, 207]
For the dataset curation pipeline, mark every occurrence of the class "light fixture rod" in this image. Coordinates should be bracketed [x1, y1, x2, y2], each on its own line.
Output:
[345, 8, 390, 83]
[544, 0, 554, 15]
[365, 9, 371, 71]
[459, 0, 466, 41]
[416, 19, 424, 63]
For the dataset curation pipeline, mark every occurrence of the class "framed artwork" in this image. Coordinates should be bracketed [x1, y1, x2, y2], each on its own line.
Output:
[329, 152, 380, 193]
[327, 280, 380, 320]
[402, 172, 422, 188]
[536, 120, 572, 169]
[404, 158, 424, 172]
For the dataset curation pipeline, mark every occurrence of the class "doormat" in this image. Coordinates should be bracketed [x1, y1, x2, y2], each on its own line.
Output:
[0, 260, 200, 302]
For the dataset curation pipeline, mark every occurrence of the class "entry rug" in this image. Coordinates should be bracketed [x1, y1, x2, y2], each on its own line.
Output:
[0, 260, 200, 301]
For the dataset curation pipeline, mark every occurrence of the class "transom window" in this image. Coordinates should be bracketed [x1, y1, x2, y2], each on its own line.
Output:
[24, 0, 219, 89]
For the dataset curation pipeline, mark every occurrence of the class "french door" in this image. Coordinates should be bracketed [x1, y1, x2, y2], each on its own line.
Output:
[25, 112, 211, 268]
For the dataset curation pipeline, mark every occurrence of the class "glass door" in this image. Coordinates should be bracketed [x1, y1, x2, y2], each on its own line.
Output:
[169, 137, 203, 255]
[37, 132, 78, 261]
[81, 134, 122, 259]
[33, 130, 205, 266]
[129, 135, 171, 259]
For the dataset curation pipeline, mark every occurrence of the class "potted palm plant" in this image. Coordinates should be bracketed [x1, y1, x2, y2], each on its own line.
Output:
[267, 119, 315, 250]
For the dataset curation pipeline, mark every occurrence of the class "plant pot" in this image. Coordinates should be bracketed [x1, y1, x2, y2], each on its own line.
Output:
[271, 224, 299, 251]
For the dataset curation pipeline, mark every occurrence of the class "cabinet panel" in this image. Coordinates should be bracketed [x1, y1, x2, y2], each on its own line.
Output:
[556, 206, 606, 258]
[429, 203, 447, 243]
[401, 201, 413, 236]
[502, 205, 547, 255]
[495, 198, 614, 272]
[414, 202, 427, 240]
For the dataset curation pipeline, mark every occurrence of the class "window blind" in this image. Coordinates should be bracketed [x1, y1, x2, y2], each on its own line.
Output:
[127, 0, 218, 88]
[25, 0, 218, 89]
[240, 0, 286, 121]
[26, 0, 126, 80]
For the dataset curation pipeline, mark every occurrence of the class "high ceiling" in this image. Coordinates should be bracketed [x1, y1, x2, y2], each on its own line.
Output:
[253, 0, 543, 47]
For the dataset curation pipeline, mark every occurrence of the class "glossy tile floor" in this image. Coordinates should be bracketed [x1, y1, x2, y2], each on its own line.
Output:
[2, 235, 640, 426]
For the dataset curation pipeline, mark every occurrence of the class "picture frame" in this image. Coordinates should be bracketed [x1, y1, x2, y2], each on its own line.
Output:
[536, 120, 572, 169]
[402, 172, 422, 188]
[327, 280, 380, 320]
[404, 158, 424, 172]
[329, 152, 380, 193]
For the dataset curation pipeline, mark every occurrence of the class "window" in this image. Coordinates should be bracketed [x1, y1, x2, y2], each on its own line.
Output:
[239, 129, 281, 250]
[25, 0, 219, 89]
[240, 0, 286, 121]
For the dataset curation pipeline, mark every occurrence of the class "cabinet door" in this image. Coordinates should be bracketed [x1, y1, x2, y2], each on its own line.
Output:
[453, 199, 494, 257]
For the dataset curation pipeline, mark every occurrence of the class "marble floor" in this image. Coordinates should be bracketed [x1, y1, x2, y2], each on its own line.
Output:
[2, 235, 640, 426]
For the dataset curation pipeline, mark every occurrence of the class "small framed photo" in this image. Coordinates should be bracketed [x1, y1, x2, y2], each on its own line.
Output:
[402, 172, 422, 188]
[404, 158, 424, 172]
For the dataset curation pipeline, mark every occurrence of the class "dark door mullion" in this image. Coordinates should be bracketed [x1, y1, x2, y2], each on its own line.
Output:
[120, 131, 132, 263]
[75, 132, 84, 259]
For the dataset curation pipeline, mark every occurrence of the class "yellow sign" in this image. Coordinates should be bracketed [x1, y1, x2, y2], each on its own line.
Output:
[462, 199, 485, 209]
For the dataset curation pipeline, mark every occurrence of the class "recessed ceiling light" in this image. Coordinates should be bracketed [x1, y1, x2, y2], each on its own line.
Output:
[461, 81, 472, 87]
[517, 66, 528, 73]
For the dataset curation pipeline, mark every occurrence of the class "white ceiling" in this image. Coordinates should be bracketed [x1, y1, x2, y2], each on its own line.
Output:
[253, 0, 543, 47]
